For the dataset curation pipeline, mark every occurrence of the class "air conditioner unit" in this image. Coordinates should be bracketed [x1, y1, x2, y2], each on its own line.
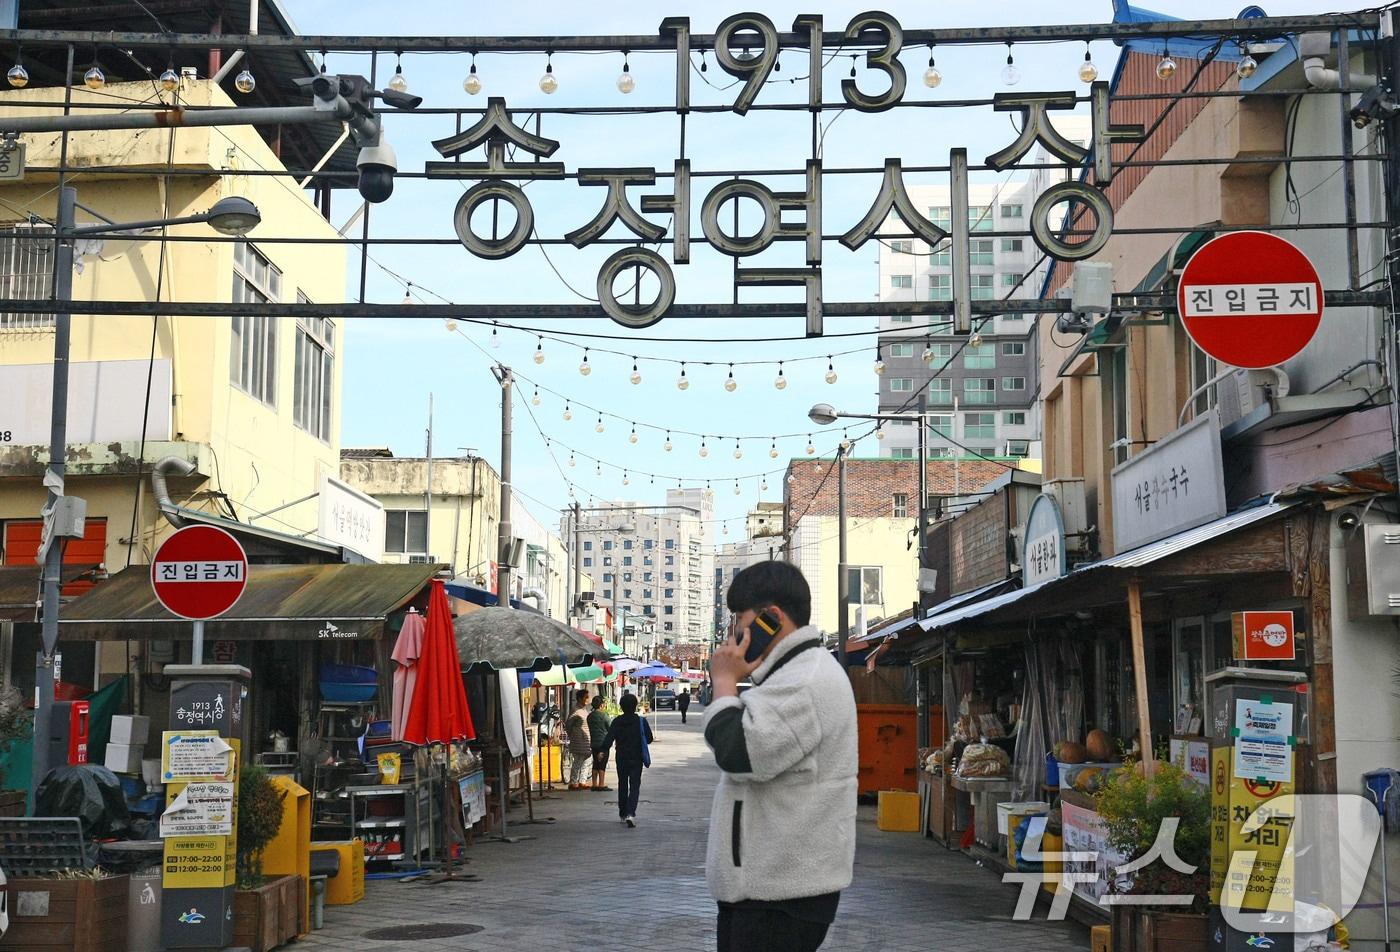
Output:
[1041, 477, 1088, 538]
[1004, 439, 1031, 458]
[408, 554, 437, 564]
[1216, 367, 1290, 430]
[1346, 524, 1400, 618]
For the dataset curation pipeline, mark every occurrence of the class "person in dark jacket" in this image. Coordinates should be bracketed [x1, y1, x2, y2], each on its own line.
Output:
[678, 689, 692, 724]
[599, 692, 654, 827]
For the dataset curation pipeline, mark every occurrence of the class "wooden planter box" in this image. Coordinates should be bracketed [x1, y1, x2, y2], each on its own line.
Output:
[1112, 906, 1208, 952]
[0, 791, 25, 817]
[0, 874, 128, 951]
[233, 874, 306, 952]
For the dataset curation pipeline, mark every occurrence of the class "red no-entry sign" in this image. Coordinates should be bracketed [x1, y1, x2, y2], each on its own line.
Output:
[1177, 231, 1323, 369]
[150, 525, 248, 620]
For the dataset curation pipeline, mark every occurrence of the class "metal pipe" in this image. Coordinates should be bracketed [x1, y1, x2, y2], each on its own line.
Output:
[1177, 367, 1239, 427]
[0, 103, 336, 133]
[1339, 29, 1362, 288]
[209, 49, 244, 85]
[297, 122, 350, 189]
[151, 456, 196, 528]
[496, 367, 513, 609]
[837, 445, 849, 670]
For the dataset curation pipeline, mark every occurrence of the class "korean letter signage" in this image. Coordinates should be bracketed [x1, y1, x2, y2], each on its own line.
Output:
[1022, 493, 1067, 587]
[160, 781, 235, 837]
[161, 731, 234, 783]
[1231, 611, 1296, 662]
[1233, 699, 1294, 785]
[1110, 409, 1227, 552]
[318, 474, 385, 562]
[1210, 744, 1295, 913]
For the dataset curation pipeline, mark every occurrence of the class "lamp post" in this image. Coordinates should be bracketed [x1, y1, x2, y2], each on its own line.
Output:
[31, 188, 261, 800]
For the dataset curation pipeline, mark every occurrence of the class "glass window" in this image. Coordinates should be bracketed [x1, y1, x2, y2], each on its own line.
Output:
[1003, 376, 1026, 390]
[890, 447, 915, 459]
[583, 541, 592, 551]
[963, 378, 996, 404]
[603, 556, 612, 566]
[970, 239, 994, 267]
[583, 557, 593, 568]
[604, 589, 612, 599]
[623, 556, 633, 566]
[929, 274, 951, 301]
[384, 510, 427, 554]
[644, 539, 654, 549]
[928, 206, 951, 230]
[624, 572, 633, 582]
[230, 242, 281, 407]
[968, 205, 993, 231]
[1000, 203, 1023, 218]
[665, 571, 674, 581]
[889, 239, 912, 253]
[889, 342, 915, 358]
[889, 377, 912, 392]
[929, 414, 953, 437]
[1001, 272, 1023, 287]
[664, 606, 674, 615]
[927, 342, 953, 368]
[964, 343, 995, 368]
[623, 539, 633, 549]
[928, 446, 953, 459]
[890, 274, 913, 289]
[644, 572, 653, 581]
[665, 539, 674, 549]
[665, 555, 674, 565]
[931, 240, 951, 267]
[928, 378, 952, 405]
[890, 313, 914, 324]
[603, 573, 612, 582]
[970, 274, 995, 300]
[1002, 342, 1025, 357]
[603, 540, 613, 550]
[964, 412, 996, 440]
[1003, 312, 1025, 321]
[1003, 411, 1026, 426]
[845, 566, 884, 604]
[0, 222, 55, 329]
[1001, 238, 1023, 253]
[892, 493, 908, 518]
[665, 588, 674, 597]
[293, 301, 334, 442]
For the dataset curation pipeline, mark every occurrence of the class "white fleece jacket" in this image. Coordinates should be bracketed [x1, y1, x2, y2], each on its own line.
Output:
[702, 627, 858, 904]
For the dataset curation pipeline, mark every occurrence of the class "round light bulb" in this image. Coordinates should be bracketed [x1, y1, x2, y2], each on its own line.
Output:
[1001, 63, 1021, 86]
[1236, 54, 1258, 79]
[923, 66, 942, 89]
[84, 65, 105, 90]
[769, 446, 779, 459]
[532, 392, 540, 406]
[806, 441, 815, 455]
[595, 420, 605, 433]
[540, 71, 558, 94]
[533, 345, 545, 365]
[724, 377, 737, 393]
[630, 370, 642, 385]
[444, 320, 458, 333]
[7, 64, 28, 88]
[563, 407, 573, 421]
[579, 359, 591, 376]
[922, 347, 934, 363]
[774, 372, 787, 390]
[234, 69, 256, 94]
[761, 479, 768, 491]
[825, 369, 838, 385]
[699, 444, 709, 459]
[876, 427, 886, 441]
[815, 462, 823, 473]
[733, 484, 741, 495]
[1079, 59, 1099, 83]
[628, 431, 638, 444]
[159, 68, 179, 92]
[676, 373, 689, 391]
[874, 359, 885, 376]
[664, 439, 673, 452]
[617, 72, 635, 94]
[623, 474, 630, 486]
[733, 446, 743, 460]
[840, 440, 851, 453]
[1157, 56, 1177, 80]
[464, 70, 482, 95]
[787, 473, 796, 484]
[970, 332, 983, 348]
[490, 328, 500, 348]
[389, 70, 409, 94]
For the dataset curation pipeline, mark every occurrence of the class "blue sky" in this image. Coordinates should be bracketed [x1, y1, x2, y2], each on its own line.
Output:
[281, 1, 1324, 536]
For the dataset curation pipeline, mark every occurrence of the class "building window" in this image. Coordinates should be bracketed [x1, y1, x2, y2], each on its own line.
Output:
[644, 589, 652, 599]
[384, 510, 427, 555]
[1001, 272, 1023, 288]
[932, 240, 951, 267]
[964, 343, 995, 368]
[623, 556, 633, 566]
[583, 557, 593, 568]
[964, 378, 997, 404]
[890, 447, 915, 459]
[665, 555, 674, 565]
[929, 274, 951, 301]
[968, 206, 993, 231]
[928, 206, 951, 230]
[604, 589, 612, 599]
[890, 274, 913, 289]
[890, 239, 912, 253]
[665, 588, 674, 597]
[930, 414, 953, 437]
[845, 566, 884, 605]
[889, 377, 913, 393]
[1002, 238, 1023, 253]
[664, 605, 674, 615]
[889, 342, 915, 358]
[1002, 342, 1025, 357]
[644, 538, 653, 549]
[928, 446, 952, 459]
[892, 493, 908, 518]
[1003, 312, 1025, 321]
[664, 571, 674, 581]
[927, 342, 953, 368]
[624, 572, 633, 582]
[293, 302, 334, 442]
[929, 378, 952, 405]
[603, 556, 612, 566]
[231, 241, 281, 407]
[624, 588, 632, 598]
[665, 539, 674, 549]
[603, 540, 613, 550]
[644, 572, 653, 581]
[968, 447, 996, 458]
[969, 239, 994, 267]
[1000, 203, 1023, 218]
[1003, 411, 1026, 426]
[970, 274, 995, 300]
[1003, 376, 1026, 391]
[603, 573, 612, 582]
[0, 222, 54, 329]
[890, 313, 914, 324]
[964, 412, 996, 440]
[583, 541, 592, 551]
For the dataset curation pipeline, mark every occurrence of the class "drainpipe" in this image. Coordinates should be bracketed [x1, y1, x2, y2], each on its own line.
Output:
[1300, 31, 1376, 90]
[151, 455, 196, 528]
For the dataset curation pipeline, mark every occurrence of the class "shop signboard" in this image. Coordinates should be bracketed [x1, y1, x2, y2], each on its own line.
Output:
[1022, 493, 1066, 587]
[459, 770, 487, 828]
[1210, 745, 1295, 912]
[318, 474, 385, 562]
[1060, 799, 1131, 904]
[1231, 611, 1296, 662]
[1110, 410, 1227, 552]
[1170, 735, 1212, 787]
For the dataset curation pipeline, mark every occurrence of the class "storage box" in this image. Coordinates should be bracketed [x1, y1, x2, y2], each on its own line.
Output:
[876, 789, 920, 832]
[109, 715, 149, 746]
[313, 839, 365, 905]
[104, 742, 142, 775]
[141, 758, 162, 789]
[996, 800, 1050, 835]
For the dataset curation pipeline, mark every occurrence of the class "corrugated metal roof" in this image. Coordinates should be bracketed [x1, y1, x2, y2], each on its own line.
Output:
[857, 578, 1013, 645]
[59, 562, 440, 640]
[0, 564, 99, 621]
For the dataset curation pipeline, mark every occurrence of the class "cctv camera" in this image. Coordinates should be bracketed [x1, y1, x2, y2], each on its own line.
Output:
[1338, 510, 1361, 531]
[356, 141, 397, 203]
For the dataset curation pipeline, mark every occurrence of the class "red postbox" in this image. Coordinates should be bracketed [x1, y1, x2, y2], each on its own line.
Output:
[47, 700, 89, 766]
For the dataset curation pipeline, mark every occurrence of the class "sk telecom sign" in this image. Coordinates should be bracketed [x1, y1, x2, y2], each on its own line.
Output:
[428, 11, 1146, 335]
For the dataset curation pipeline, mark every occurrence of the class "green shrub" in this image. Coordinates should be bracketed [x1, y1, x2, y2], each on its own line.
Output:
[1094, 760, 1211, 910]
[236, 763, 286, 889]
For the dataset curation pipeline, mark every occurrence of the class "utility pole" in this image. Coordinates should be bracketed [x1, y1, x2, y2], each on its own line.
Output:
[917, 393, 930, 583]
[494, 367, 513, 607]
[572, 502, 582, 626]
[836, 444, 849, 671]
[424, 393, 433, 562]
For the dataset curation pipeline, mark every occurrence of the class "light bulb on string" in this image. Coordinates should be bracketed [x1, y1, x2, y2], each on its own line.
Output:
[699, 439, 709, 459]
[1156, 43, 1177, 80]
[401, 283, 414, 306]
[596, 462, 602, 477]
[7, 47, 27, 89]
[970, 330, 983, 348]
[733, 482, 741, 496]
[676, 364, 689, 391]
[849, 54, 857, 79]
[623, 471, 630, 486]
[1079, 43, 1099, 83]
[723, 524, 730, 535]
[876, 425, 886, 441]
[769, 440, 779, 459]
[533, 338, 545, 364]
[444, 320, 458, 333]
[84, 62, 105, 90]
[464, 53, 482, 95]
[733, 440, 743, 460]
[563, 401, 572, 422]
[617, 51, 635, 94]
[540, 51, 558, 94]
[595, 414, 605, 433]
[840, 429, 851, 453]
[579, 349, 591, 376]
[531, 388, 541, 407]
[774, 363, 787, 390]
[700, 49, 708, 73]
[760, 478, 768, 492]
[874, 345, 885, 376]
[629, 426, 638, 444]
[159, 64, 179, 92]
[234, 68, 256, 93]
[490, 323, 500, 348]
[1001, 42, 1021, 86]
[1236, 50, 1258, 79]
[568, 452, 576, 467]
[724, 364, 737, 392]
[664, 431, 673, 452]
[814, 461, 823, 474]
[629, 359, 641, 385]
[787, 472, 796, 484]
[924, 45, 941, 88]
[388, 52, 409, 93]
[806, 436, 815, 455]
[825, 358, 838, 385]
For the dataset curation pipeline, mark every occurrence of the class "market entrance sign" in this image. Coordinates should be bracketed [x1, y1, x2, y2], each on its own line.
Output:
[151, 525, 248, 620]
[1177, 231, 1323, 369]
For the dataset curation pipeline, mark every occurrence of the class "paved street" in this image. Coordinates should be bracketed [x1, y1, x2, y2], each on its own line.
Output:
[301, 710, 1087, 951]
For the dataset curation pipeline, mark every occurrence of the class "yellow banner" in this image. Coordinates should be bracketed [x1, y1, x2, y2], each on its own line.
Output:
[1210, 745, 1295, 913]
[163, 739, 239, 888]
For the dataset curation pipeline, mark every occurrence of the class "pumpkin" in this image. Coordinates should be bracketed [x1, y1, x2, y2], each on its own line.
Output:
[1054, 741, 1088, 765]
[1073, 766, 1108, 793]
[1085, 729, 1115, 762]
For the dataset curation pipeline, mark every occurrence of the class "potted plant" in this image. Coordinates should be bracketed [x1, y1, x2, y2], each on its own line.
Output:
[1095, 760, 1211, 952]
[233, 763, 302, 952]
[0, 868, 128, 951]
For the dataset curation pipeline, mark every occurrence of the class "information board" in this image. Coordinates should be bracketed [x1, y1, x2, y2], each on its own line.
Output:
[160, 781, 235, 837]
[161, 731, 234, 782]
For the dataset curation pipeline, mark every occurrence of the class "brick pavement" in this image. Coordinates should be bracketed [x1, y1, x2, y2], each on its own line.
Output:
[299, 709, 1087, 951]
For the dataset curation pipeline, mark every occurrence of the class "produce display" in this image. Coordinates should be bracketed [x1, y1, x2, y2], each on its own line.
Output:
[952, 713, 1005, 743]
[1085, 729, 1115, 762]
[1053, 740, 1087, 764]
[956, 743, 1011, 779]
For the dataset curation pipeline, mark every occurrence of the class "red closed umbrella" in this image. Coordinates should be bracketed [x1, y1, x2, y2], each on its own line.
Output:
[403, 580, 475, 745]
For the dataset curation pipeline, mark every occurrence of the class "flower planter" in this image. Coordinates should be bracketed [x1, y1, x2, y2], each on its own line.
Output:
[233, 874, 305, 952]
[1112, 907, 1208, 952]
[0, 874, 128, 951]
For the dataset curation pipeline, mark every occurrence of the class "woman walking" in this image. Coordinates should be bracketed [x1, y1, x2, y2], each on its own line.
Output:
[564, 689, 593, 790]
[599, 692, 654, 827]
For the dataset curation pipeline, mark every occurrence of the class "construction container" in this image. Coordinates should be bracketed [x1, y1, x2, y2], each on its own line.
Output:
[856, 704, 918, 795]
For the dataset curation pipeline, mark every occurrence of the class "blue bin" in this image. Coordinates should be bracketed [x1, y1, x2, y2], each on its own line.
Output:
[1044, 751, 1060, 788]
[320, 680, 377, 703]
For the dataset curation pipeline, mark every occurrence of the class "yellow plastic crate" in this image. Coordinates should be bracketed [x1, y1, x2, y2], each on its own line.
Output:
[876, 789, 920, 832]
[532, 743, 563, 784]
[313, 839, 365, 906]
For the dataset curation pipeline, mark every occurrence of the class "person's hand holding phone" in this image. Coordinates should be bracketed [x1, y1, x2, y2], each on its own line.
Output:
[710, 624, 764, 697]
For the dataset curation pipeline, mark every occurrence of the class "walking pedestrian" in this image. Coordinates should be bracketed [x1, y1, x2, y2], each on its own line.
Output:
[703, 561, 857, 952]
[678, 688, 692, 724]
[599, 692, 654, 827]
[564, 689, 592, 790]
[587, 694, 613, 791]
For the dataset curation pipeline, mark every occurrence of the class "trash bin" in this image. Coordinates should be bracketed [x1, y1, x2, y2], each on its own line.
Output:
[99, 841, 164, 952]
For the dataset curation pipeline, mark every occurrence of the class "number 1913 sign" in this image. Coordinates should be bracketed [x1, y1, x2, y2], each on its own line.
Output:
[429, 12, 1146, 335]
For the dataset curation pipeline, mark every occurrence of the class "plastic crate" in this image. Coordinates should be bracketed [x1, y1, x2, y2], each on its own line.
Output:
[876, 790, 920, 832]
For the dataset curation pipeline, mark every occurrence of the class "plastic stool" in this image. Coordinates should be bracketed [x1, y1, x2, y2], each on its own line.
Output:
[309, 848, 342, 930]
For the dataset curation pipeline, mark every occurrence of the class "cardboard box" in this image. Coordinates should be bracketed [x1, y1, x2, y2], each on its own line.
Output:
[104, 742, 143, 775]
[109, 715, 150, 746]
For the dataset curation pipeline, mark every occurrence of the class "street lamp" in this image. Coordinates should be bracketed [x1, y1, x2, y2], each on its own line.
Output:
[31, 187, 262, 800]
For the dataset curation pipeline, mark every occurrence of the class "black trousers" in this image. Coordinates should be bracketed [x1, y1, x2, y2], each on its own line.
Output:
[716, 904, 831, 952]
[679, 705, 689, 723]
[616, 760, 643, 818]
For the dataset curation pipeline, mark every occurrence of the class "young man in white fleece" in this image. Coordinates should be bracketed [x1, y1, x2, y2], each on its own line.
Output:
[703, 561, 858, 952]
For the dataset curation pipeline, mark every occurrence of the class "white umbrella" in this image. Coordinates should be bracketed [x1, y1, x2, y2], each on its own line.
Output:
[390, 608, 425, 741]
[609, 658, 645, 674]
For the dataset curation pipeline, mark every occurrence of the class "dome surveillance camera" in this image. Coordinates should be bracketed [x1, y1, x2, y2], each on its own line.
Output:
[356, 141, 398, 203]
[1338, 510, 1361, 531]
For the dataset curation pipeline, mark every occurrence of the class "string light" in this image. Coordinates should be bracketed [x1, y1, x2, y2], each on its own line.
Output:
[676, 363, 689, 391]
[617, 50, 635, 94]
[83, 60, 105, 90]
[724, 364, 738, 392]
[876, 425, 885, 441]
[922, 344, 935, 364]
[664, 431, 673, 452]
[464, 53, 482, 95]
[700, 49, 708, 72]
[389, 51, 409, 93]
[234, 68, 256, 93]
[849, 54, 857, 78]
[596, 462, 603, 476]
[1156, 42, 1177, 80]
[723, 524, 730, 535]
[1079, 42, 1099, 83]
[595, 414, 605, 433]
[760, 478, 768, 491]
[733, 481, 741, 496]
[444, 320, 458, 332]
[540, 51, 558, 94]
[1236, 47, 1258, 79]
[787, 473, 796, 484]
[490, 323, 500, 348]
[733, 439, 743, 460]
[815, 461, 823, 473]
[629, 426, 638, 444]
[873, 345, 885, 376]
[563, 401, 572, 421]
[1001, 42, 1021, 86]
[840, 429, 852, 453]
[568, 452, 576, 467]
[579, 349, 592, 376]
[825, 358, 838, 385]
[159, 63, 179, 92]
[774, 363, 787, 390]
[7, 46, 27, 89]
[806, 436, 816, 455]
[924, 44, 941, 88]
[531, 388, 541, 406]
[630, 359, 642, 385]
[401, 283, 414, 306]
[769, 440, 779, 459]
[533, 338, 545, 364]
[623, 470, 630, 486]
[699, 438, 709, 459]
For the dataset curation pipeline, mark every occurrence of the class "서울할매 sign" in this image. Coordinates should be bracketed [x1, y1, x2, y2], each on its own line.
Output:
[1021, 493, 1067, 587]
[1231, 611, 1297, 662]
[1110, 409, 1227, 553]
